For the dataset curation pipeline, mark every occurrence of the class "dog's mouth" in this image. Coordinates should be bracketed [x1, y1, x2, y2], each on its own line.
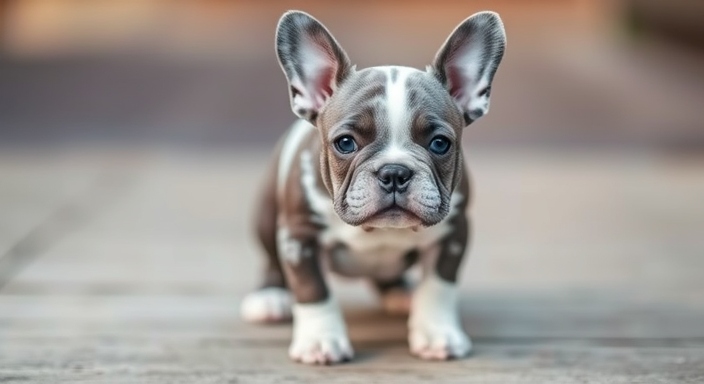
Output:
[375, 203, 418, 219]
[357, 193, 435, 229]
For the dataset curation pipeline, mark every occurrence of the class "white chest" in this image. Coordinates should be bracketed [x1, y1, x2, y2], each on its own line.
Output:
[318, 211, 451, 279]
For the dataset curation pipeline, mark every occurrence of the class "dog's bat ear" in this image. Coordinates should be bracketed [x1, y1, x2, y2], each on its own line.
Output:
[276, 11, 352, 124]
[431, 11, 506, 126]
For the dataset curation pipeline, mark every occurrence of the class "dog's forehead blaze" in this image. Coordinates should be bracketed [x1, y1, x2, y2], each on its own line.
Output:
[321, 67, 462, 140]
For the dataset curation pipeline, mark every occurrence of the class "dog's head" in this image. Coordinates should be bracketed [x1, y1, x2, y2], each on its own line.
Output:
[275, 11, 505, 228]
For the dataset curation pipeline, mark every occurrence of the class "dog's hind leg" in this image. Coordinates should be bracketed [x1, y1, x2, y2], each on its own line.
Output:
[373, 275, 413, 316]
[240, 148, 293, 323]
[372, 249, 420, 316]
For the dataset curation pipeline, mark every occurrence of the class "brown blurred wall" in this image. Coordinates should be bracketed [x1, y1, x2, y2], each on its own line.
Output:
[0, 0, 702, 148]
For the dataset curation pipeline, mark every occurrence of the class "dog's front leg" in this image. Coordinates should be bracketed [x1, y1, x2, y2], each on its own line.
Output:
[277, 226, 353, 365]
[409, 215, 472, 360]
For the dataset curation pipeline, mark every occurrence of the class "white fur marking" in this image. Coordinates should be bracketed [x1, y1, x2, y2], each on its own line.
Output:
[300, 150, 333, 217]
[277, 227, 302, 264]
[290, 298, 353, 364]
[380, 66, 422, 163]
[278, 120, 315, 199]
[381, 145, 409, 162]
[409, 273, 471, 360]
[385, 67, 411, 145]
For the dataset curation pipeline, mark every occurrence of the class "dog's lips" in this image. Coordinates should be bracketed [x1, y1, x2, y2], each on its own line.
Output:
[360, 212, 422, 231]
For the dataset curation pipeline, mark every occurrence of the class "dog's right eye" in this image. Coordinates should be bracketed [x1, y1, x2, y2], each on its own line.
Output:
[334, 135, 358, 154]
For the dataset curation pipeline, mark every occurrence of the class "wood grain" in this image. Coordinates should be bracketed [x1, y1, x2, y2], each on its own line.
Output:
[0, 147, 703, 383]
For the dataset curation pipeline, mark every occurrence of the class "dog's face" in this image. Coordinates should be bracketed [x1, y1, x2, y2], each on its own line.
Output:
[316, 67, 465, 228]
[276, 11, 505, 228]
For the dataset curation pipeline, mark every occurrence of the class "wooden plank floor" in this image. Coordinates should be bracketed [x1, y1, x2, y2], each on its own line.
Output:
[0, 146, 703, 383]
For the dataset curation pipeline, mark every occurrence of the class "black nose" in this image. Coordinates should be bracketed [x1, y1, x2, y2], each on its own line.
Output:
[377, 164, 414, 193]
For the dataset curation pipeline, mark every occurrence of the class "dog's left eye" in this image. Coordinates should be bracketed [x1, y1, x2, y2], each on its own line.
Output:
[334, 135, 358, 154]
[428, 136, 451, 155]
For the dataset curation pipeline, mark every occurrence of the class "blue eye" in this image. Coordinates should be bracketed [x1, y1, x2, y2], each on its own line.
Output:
[429, 136, 451, 155]
[334, 135, 357, 154]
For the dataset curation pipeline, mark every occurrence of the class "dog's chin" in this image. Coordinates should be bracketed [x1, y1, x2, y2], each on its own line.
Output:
[360, 207, 423, 229]
[338, 206, 445, 230]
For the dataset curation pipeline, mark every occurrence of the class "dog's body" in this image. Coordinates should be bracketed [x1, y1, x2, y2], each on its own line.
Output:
[241, 10, 505, 365]
[269, 118, 470, 280]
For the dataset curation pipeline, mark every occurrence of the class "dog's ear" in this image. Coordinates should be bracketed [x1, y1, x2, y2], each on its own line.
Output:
[431, 11, 506, 126]
[276, 11, 352, 124]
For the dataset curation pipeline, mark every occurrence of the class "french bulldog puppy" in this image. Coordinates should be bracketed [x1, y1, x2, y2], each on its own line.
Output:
[240, 10, 506, 365]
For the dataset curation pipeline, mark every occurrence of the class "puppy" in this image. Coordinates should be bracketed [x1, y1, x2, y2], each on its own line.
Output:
[241, 10, 506, 365]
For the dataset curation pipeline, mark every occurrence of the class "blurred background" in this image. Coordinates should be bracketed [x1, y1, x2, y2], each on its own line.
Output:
[0, 0, 702, 147]
[0, 1, 703, 380]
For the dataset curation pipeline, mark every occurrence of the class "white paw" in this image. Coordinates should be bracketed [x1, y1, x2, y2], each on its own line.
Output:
[409, 321, 472, 360]
[381, 288, 412, 316]
[289, 333, 354, 365]
[408, 274, 471, 360]
[289, 299, 354, 365]
[240, 287, 292, 323]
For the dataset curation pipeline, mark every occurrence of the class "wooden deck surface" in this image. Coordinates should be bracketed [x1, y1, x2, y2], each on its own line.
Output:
[0, 146, 703, 383]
